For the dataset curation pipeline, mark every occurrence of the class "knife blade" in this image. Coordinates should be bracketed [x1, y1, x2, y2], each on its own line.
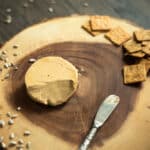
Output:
[79, 95, 120, 150]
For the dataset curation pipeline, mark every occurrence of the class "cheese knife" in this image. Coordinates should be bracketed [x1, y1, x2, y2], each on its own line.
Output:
[79, 95, 120, 150]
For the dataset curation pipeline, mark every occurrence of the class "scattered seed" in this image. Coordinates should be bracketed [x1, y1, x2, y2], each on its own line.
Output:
[9, 140, 17, 147]
[24, 130, 31, 136]
[4, 73, 10, 79]
[83, 2, 89, 7]
[13, 66, 19, 71]
[6, 112, 11, 117]
[0, 136, 4, 143]
[23, 3, 29, 8]
[2, 51, 7, 55]
[4, 15, 12, 24]
[18, 139, 24, 145]
[11, 114, 18, 119]
[8, 119, 14, 125]
[16, 106, 21, 111]
[1, 142, 7, 149]
[26, 141, 31, 149]
[28, 58, 36, 63]
[6, 8, 12, 13]
[0, 120, 5, 128]
[13, 45, 18, 49]
[48, 7, 54, 13]
[4, 62, 11, 68]
[9, 133, 15, 139]
[0, 54, 6, 61]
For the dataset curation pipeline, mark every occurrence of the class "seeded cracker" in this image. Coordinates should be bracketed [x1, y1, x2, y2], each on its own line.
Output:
[90, 15, 112, 31]
[134, 30, 150, 41]
[127, 51, 145, 58]
[123, 64, 146, 84]
[123, 39, 142, 53]
[105, 27, 131, 46]
[82, 21, 101, 36]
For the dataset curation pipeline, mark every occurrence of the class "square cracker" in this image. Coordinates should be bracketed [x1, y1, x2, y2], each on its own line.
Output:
[134, 30, 150, 41]
[105, 27, 131, 46]
[123, 39, 142, 53]
[90, 15, 112, 31]
[142, 46, 150, 55]
[82, 21, 101, 36]
[127, 51, 145, 58]
[123, 64, 146, 84]
[140, 59, 150, 73]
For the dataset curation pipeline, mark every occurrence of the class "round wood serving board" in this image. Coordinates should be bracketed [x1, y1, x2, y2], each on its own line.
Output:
[0, 15, 150, 150]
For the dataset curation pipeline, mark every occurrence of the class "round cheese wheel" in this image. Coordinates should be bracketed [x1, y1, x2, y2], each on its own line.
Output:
[25, 56, 78, 106]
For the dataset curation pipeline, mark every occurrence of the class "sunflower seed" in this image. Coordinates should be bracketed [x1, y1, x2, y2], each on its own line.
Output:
[48, 7, 54, 13]
[6, 8, 12, 13]
[24, 130, 31, 136]
[0, 120, 5, 128]
[4, 62, 11, 68]
[16, 106, 21, 111]
[18, 139, 24, 145]
[23, 3, 29, 8]
[9, 133, 15, 139]
[9, 140, 17, 147]
[13, 45, 18, 49]
[83, 2, 89, 7]
[11, 114, 18, 119]
[1, 142, 7, 149]
[28, 58, 36, 63]
[2, 51, 7, 55]
[14, 66, 19, 71]
[8, 119, 14, 125]
[4, 15, 12, 24]
[6, 112, 11, 117]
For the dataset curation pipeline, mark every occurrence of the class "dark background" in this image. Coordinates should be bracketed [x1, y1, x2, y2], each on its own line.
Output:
[0, 0, 150, 44]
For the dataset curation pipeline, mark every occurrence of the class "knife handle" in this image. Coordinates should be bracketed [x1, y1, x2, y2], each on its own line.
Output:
[79, 127, 98, 150]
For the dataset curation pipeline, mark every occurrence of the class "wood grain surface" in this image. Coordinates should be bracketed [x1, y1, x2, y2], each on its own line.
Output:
[10, 42, 140, 147]
[0, 16, 150, 150]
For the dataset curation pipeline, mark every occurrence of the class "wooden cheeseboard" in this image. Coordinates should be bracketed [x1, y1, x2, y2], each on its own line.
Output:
[0, 15, 150, 150]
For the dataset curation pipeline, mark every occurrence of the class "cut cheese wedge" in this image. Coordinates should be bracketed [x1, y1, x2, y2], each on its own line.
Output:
[25, 56, 78, 106]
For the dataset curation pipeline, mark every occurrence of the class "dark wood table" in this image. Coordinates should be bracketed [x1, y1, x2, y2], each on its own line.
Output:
[0, 0, 149, 44]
